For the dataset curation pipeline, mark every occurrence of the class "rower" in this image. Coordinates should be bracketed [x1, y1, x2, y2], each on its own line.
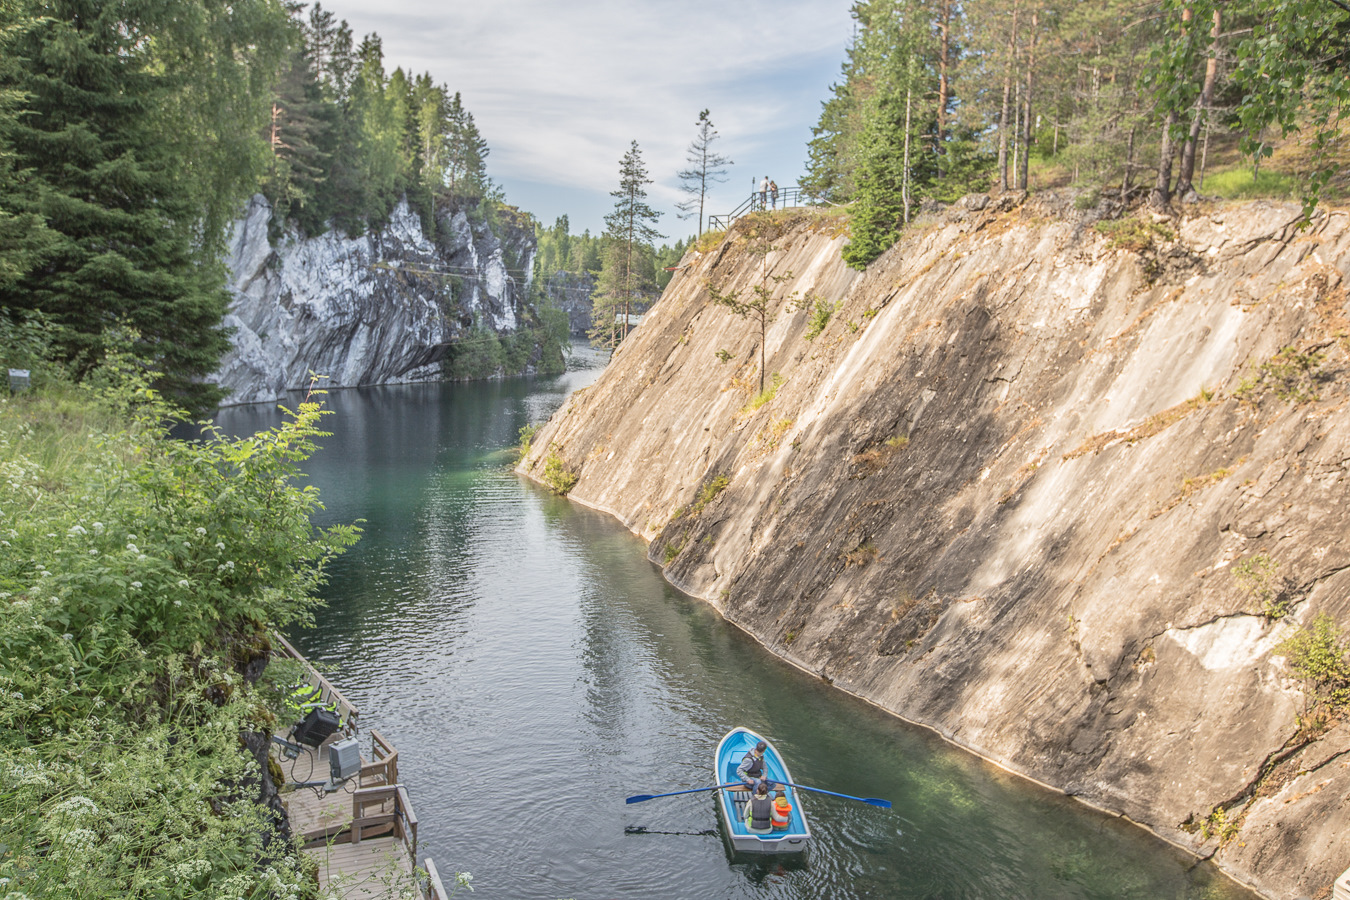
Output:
[736, 740, 768, 789]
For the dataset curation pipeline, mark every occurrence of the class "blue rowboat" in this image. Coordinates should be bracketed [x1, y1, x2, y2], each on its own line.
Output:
[714, 727, 811, 854]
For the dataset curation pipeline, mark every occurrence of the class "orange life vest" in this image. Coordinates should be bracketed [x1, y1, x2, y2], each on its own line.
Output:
[772, 797, 792, 829]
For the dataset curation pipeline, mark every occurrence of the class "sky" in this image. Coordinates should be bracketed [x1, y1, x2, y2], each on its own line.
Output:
[320, 0, 856, 241]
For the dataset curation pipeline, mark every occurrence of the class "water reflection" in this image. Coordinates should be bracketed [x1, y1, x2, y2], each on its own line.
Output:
[214, 345, 1254, 900]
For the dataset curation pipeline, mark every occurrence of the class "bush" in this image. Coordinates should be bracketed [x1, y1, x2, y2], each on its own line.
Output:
[803, 295, 838, 342]
[1276, 613, 1350, 711]
[541, 445, 578, 495]
[689, 475, 730, 515]
[0, 368, 358, 897]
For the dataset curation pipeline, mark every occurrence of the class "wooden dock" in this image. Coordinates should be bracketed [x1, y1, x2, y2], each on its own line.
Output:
[272, 634, 456, 900]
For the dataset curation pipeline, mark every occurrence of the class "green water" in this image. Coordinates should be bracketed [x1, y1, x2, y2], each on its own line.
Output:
[217, 350, 1256, 900]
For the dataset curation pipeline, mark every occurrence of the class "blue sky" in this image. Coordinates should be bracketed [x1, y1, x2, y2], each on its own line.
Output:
[321, 0, 855, 240]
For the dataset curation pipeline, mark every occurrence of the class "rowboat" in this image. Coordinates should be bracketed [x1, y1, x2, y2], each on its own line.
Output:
[714, 727, 811, 854]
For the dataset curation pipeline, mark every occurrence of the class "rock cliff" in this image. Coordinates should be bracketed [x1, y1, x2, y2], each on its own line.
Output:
[215, 195, 547, 406]
[519, 196, 1350, 898]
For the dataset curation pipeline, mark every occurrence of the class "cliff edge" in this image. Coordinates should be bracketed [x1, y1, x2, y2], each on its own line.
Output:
[519, 196, 1350, 898]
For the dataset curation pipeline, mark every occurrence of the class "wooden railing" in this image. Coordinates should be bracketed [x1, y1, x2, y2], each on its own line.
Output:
[425, 858, 451, 900]
[359, 728, 399, 788]
[272, 632, 359, 736]
[298, 783, 417, 861]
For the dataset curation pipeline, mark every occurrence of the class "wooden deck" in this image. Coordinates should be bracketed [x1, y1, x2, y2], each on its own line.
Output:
[272, 635, 454, 899]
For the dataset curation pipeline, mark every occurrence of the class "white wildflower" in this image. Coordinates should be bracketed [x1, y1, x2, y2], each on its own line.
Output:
[88, 549, 98, 556]
[177, 580, 189, 588]
[92, 522, 104, 532]
[130, 581, 142, 589]
[125, 543, 138, 553]
[195, 527, 206, 536]
[61, 633, 72, 641]
[215, 541, 225, 550]
[67, 525, 86, 535]
[173, 600, 182, 607]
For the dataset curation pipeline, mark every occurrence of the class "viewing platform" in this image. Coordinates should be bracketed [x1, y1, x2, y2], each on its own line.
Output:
[707, 185, 811, 232]
[270, 633, 458, 900]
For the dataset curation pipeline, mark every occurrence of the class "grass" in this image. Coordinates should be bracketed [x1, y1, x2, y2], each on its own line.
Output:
[1202, 167, 1300, 201]
[689, 475, 730, 515]
[742, 373, 784, 413]
[1064, 389, 1214, 460]
[1093, 216, 1177, 253]
[1235, 346, 1327, 405]
[802, 295, 838, 342]
[693, 229, 726, 254]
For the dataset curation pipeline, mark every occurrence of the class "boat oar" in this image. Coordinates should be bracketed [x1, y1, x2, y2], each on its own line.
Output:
[779, 781, 892, 809]
[625, 782, 743, 804]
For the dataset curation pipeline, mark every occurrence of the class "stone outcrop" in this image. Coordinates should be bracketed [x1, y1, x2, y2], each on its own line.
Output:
[519, 197, 1350, 899]
[214, 195, 537, 406]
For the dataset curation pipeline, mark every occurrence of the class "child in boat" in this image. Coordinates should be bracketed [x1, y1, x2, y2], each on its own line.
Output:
[744, 780, 775, 834]
[771, 789, 792, 830]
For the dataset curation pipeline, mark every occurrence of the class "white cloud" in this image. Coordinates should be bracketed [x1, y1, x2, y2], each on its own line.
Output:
[320, 0, 854, 233]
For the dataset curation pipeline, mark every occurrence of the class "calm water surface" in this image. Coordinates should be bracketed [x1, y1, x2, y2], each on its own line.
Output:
[218, 347, 1256, 900]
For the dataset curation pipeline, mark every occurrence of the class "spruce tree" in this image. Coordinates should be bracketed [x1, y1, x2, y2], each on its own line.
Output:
[676, 110, 732, 236]
[0, 0, 286, 411]
[591, 141, 662, 349]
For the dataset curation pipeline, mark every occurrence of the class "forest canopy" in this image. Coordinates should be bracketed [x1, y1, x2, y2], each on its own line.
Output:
[805, 0, 1350, 268]
[0, 0, 506, 410]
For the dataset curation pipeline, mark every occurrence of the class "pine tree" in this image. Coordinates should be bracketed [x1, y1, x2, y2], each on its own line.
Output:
[676, 110, 732, 236]
[591, 141, 662, 349]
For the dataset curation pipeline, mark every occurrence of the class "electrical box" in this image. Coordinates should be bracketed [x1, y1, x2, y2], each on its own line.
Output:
[329, 736, 362, 783]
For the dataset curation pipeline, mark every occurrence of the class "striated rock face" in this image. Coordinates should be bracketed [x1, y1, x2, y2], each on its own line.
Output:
[214, 194, 535, 406]
[519, 197, 1350, 898]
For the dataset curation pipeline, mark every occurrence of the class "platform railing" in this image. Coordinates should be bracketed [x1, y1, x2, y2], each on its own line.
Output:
[271, 631, 359, 736]
[359, 728, 399, 787]
[708, 185, 811, 231]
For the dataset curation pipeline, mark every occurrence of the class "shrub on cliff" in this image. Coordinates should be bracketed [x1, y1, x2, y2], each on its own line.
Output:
[0, 349, 358, 897]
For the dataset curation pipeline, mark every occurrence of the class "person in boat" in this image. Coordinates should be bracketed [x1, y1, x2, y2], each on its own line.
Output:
[736, 740, 770, 790]
[771, 789, 792, 830]
[744, 779, 775, 834]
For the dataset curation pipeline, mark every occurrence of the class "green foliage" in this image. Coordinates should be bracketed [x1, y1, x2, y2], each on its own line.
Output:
[1202, 168, 1300, 201]
[516, 423, 541, 461]
[1233, 553, 1286, 618]
[0, 367, 358, 897]
[0, 0, 289, 412]
[663, 537, 685, 563]
[690, 475, 730, 516]
[715, 349, 733, 364]
[1276, 613, 1350, 712]
[541, 446, 578, 495]
[744, 374, 785, 412]
[801, 295, 839, 341]
[1093, 217, 1176, 253]
[1235, 346, 1327, 404]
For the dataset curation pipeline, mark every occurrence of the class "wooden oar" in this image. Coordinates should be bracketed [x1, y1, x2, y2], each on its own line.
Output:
[625, 782, 743, 804]
[779, 781, 892, 808]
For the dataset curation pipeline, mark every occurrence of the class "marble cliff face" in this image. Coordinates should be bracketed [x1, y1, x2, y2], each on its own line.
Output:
[521, 195, 1350, 899]
[215, 194, 535, 405]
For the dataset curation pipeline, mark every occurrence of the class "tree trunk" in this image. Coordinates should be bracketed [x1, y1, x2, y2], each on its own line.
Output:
[1015, 7, 1039, 192]
[903, 83, 913, 224]
[936, 0, 953, 177]
[1176, 9, 1221, 199]
[1151, 110, 1178, 207]
[997, 0, 1021, 193]
[1121, 124, 1136, 204]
